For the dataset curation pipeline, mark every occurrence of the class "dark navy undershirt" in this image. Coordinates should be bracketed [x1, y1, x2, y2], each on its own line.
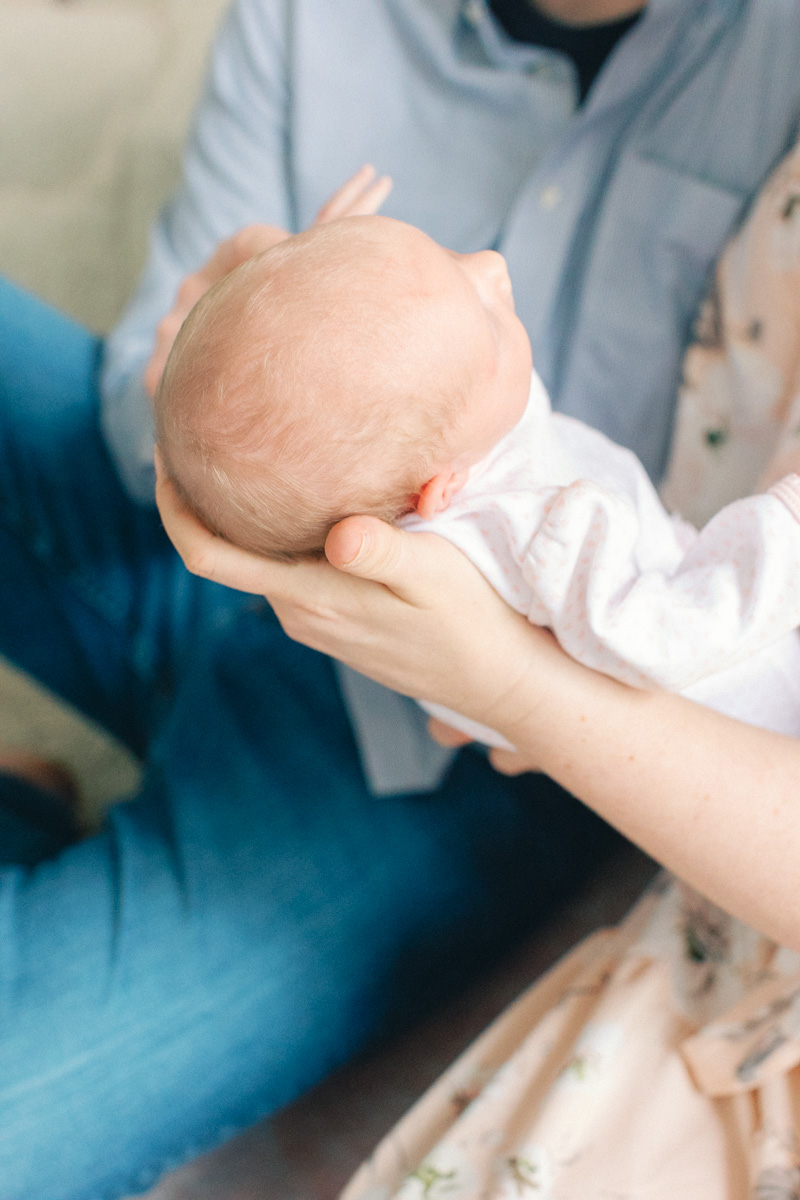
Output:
[488, 0, 642, 102]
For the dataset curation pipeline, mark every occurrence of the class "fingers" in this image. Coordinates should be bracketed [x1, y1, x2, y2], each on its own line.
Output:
[145, 340, 169, 399]
[488, 748, 540, 776]
[145, 273, 208, 396]
[146, 178, 385, 398]
[155, 450, 299, 594]
[156, 452, 412, 633]
[144, 223, 292, 397]
[156, 453, 400, 669]
[218, 223, 291, 267]
[343, 173, 393, 217]
[315, 164, 393, 223]
[317, 164, 375, 221]
[427, 718, 474, 748]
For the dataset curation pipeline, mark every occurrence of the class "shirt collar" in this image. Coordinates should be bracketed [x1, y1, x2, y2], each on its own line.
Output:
[460, 0, 572, 72]
[459, 0, 705, 66]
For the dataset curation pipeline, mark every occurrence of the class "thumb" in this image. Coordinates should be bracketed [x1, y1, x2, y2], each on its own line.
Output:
[325, 515, 436, 604]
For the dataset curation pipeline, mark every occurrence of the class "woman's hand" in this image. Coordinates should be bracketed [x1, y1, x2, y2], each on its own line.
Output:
[145, 164, 393, 397]
[158, 451, 550, 768]
[426, 716, 542, 775]
[155, 454, 550, 743]
[155, 455, 800, 944]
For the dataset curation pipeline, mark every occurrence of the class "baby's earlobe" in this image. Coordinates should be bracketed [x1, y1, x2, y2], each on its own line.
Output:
[416, 469, 468, 520]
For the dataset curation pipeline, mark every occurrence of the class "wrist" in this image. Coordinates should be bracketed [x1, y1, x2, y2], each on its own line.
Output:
[481, 629, 633, 770]
[474, 626, 561, 747]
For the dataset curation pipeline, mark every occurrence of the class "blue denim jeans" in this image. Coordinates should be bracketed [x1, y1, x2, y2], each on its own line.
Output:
[0, 278, 620, 1200]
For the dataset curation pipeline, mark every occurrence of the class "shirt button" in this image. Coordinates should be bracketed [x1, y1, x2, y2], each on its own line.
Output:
[539, 184, 562, 209]
[463, 0, 483, 26]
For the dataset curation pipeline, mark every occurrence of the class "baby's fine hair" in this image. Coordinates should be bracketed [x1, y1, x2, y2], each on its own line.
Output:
[155, 218, 470, 560]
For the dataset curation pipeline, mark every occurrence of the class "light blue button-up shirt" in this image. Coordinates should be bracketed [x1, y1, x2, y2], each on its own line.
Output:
[102, 0, 800, 794]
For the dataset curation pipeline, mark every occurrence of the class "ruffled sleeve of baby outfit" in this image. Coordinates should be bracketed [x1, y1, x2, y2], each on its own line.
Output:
[522, 476, 800, 692]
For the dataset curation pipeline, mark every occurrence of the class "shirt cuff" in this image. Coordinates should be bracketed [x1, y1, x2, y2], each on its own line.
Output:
[99, 372, 158, 505]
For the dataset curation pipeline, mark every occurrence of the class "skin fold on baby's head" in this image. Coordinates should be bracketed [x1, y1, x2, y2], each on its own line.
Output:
[155, 215, 532, 560]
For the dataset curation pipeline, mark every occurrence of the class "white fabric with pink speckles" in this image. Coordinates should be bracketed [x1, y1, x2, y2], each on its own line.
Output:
[403, 373, 800, 748]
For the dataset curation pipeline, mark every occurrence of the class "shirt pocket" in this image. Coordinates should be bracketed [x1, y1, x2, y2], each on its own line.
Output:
[603, 152, 746, 312]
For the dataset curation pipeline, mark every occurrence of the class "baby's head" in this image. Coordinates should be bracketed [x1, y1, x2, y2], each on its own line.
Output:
[155, 216, 531, 559]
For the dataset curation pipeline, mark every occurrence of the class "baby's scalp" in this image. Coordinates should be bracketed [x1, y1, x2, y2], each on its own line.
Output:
[156, 216, 488, 559]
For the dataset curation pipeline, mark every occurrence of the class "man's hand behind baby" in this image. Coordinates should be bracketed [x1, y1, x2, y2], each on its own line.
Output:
[144, 164, 392, 398]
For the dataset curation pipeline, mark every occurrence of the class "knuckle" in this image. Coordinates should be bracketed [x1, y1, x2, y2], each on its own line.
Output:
[237, 224, 274, 253]
[183, 548, 217, 581]
[275, 609, 319, 647]
[232, 228, 255, 252]
[299, 597, 339, 625]
[375, 540, 403, 577]
[177, 277, 202, 308]
[156, 315, 176, 342]
[275, 612, 298, 640]
[144, 365, 159, 395]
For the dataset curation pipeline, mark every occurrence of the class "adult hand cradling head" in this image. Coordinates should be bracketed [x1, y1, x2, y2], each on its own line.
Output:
[154, 451, 545, 755]
[156, 450, 800, 953]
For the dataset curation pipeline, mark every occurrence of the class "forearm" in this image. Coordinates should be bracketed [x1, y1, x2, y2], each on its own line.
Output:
[154, 489, 800, 945]
[495, 646, 800, 947]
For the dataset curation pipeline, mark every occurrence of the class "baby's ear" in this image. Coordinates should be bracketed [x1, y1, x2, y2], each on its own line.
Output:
[415, 469, 469, 520]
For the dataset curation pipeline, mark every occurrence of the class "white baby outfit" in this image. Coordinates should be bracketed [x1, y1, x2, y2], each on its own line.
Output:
[403, 373, 800, 747]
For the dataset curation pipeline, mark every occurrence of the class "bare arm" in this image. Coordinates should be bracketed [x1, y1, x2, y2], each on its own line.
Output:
[156, 468, 800, 948]
[487, 636, 800, 950]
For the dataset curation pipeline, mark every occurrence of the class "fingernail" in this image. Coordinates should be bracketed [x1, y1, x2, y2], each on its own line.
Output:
[341, 532, 366, 566]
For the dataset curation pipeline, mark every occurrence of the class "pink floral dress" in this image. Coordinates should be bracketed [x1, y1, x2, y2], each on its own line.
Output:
[340, 139, 800, 1200]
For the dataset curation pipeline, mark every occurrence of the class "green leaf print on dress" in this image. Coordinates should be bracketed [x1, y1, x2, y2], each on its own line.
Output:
[505, 1155, 546, 1192]
[406, 1163, 458, 1197]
